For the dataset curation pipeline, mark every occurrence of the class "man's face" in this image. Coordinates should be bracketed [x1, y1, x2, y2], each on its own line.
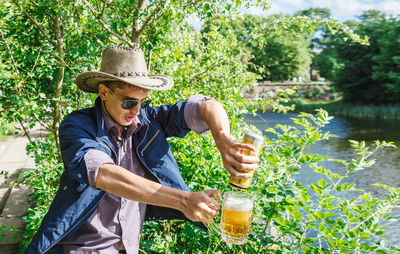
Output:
[100, 83, 149, 126]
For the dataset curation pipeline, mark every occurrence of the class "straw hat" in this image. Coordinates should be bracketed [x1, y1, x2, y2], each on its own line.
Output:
[76, 46, 173, 93]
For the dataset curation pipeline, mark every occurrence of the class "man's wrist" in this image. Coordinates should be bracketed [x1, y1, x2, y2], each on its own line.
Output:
[179, 191, 190, 214]
[212, 129, 230, 147]
[157, 184, 190, 213]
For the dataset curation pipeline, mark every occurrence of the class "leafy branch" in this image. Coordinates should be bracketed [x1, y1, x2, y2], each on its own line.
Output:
[12, 0, 58, 49]
[0, 28, 19, 75]
[84, 0, 135, 47]
[182, 0, 204, 8]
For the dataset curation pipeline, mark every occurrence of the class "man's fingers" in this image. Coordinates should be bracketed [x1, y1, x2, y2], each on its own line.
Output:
[202, 190, 221, 211]
[229, 157, 259, 171]
[199, 213, 212, 225]
[199, 203, 218, 219]
[224, 146, 259, 165]
[235, 142, 256, 151]
[225, 164, 253, 179]
[205, 189, 222, 201]
[224, 156, 259, 178]
[208, 199, 220, 211]
[235, 152, 260, 163]
[226, 166, 253, 179]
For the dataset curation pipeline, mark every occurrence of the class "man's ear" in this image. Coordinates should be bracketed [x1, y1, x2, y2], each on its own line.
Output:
[98, 83, 108, 100]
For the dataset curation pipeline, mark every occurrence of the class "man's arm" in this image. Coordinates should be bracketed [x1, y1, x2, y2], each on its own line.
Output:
[96, 163, 221, 224]
[199, 99, 259, 179]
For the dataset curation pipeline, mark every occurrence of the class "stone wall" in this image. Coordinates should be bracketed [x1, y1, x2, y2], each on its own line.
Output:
[244, 81, 338, 101]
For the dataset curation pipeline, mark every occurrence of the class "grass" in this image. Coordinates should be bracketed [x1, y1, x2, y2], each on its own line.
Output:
[289, 98, 400, 120]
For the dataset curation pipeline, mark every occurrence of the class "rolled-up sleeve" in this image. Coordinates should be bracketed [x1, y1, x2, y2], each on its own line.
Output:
[184, 94, 213, 134]
[84, 150, 114, 187]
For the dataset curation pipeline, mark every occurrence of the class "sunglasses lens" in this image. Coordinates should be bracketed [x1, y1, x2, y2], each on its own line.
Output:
[121, 100, 139, 109]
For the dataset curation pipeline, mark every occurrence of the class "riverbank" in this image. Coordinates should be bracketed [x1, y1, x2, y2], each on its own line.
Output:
[288, 99, 400, 121]
[249, 82, 400, 120]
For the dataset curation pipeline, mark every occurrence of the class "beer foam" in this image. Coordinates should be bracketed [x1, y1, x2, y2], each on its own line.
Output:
[224, 197, 253, 212]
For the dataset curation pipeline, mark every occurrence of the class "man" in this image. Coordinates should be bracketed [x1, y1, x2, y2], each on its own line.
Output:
[26, 46, 259, 253]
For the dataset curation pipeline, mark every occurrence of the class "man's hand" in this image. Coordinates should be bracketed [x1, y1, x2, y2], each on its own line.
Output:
[182, 189, 222, 225]
[214, 130, 260, 179]
[199, 100, 260, 179]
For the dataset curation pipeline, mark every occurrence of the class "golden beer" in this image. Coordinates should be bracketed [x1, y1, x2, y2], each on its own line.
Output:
[230, 132, 264, 190]
[219, 192, 253, 245]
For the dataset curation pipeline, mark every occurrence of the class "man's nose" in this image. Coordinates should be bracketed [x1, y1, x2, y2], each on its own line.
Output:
[129, 104, 141, 115]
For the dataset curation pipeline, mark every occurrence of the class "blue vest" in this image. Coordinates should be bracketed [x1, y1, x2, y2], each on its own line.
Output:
[26, 97, 206, 254]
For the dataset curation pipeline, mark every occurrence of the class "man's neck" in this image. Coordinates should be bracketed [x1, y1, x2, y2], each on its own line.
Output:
[101, 101, 128, 138]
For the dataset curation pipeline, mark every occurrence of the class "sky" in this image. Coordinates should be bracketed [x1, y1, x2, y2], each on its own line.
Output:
[245, 0, 400, 21]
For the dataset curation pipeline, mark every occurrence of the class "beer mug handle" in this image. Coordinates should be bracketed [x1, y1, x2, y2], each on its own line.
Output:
[208, 199, 223, 236]
[208, 217, 222, 236]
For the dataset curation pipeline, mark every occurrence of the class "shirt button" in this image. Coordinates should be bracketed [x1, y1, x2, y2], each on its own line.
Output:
[77, 174, 82, 178]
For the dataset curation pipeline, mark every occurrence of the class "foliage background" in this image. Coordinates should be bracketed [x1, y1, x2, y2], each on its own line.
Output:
[0, 1, 399, 253]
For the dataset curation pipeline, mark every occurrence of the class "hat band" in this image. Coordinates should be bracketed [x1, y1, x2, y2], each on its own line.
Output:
[110, 71, 149, 78]
[79, 74, 171, 90]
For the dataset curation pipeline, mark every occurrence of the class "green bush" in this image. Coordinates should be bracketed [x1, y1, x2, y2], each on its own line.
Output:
[0, 120, 17, 141]
[140, 110, 400, 253]
[20, 136, 64, 251]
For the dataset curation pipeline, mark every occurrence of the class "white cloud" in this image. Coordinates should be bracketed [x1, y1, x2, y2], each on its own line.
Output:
[378, 1, 400, 17]
[321, 0, 400, 20]
[244, 0, 400, 21]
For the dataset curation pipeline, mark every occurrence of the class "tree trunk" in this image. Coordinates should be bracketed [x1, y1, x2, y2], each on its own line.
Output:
[131, 0, 148, 44]
[53, 5, 64, 161]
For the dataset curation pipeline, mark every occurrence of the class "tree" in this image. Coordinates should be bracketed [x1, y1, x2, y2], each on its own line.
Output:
[295, 8, 332, 81]
[256, 25, 312, 81]
[371, 17, 400, 102]
[312, 19, 357, 82]
[202, 14, 313, 81]
[334, 11, 400, 104]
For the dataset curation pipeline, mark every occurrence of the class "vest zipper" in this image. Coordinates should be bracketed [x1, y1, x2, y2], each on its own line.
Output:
[141, 129, 160, 156]
[136, 125, 159, 182]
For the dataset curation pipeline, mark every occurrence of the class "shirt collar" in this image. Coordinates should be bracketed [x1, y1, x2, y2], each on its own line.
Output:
[101, 107, 142, 138]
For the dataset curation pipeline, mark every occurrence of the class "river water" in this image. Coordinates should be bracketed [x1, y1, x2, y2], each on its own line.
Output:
[245, 111, 400, 248]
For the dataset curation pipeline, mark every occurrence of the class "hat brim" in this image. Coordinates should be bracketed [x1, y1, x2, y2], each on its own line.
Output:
[76, 71, 174, 93]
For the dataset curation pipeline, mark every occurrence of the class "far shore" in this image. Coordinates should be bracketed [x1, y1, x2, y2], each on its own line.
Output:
[288, 99, 400, 121]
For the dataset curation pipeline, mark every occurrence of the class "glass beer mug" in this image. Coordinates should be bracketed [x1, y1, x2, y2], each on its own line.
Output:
[209, 191, 254, 245]
[229, 132, 264, 190]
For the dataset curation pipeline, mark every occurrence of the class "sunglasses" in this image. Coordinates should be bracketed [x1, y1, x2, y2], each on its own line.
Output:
[110, 91, 151, 109]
